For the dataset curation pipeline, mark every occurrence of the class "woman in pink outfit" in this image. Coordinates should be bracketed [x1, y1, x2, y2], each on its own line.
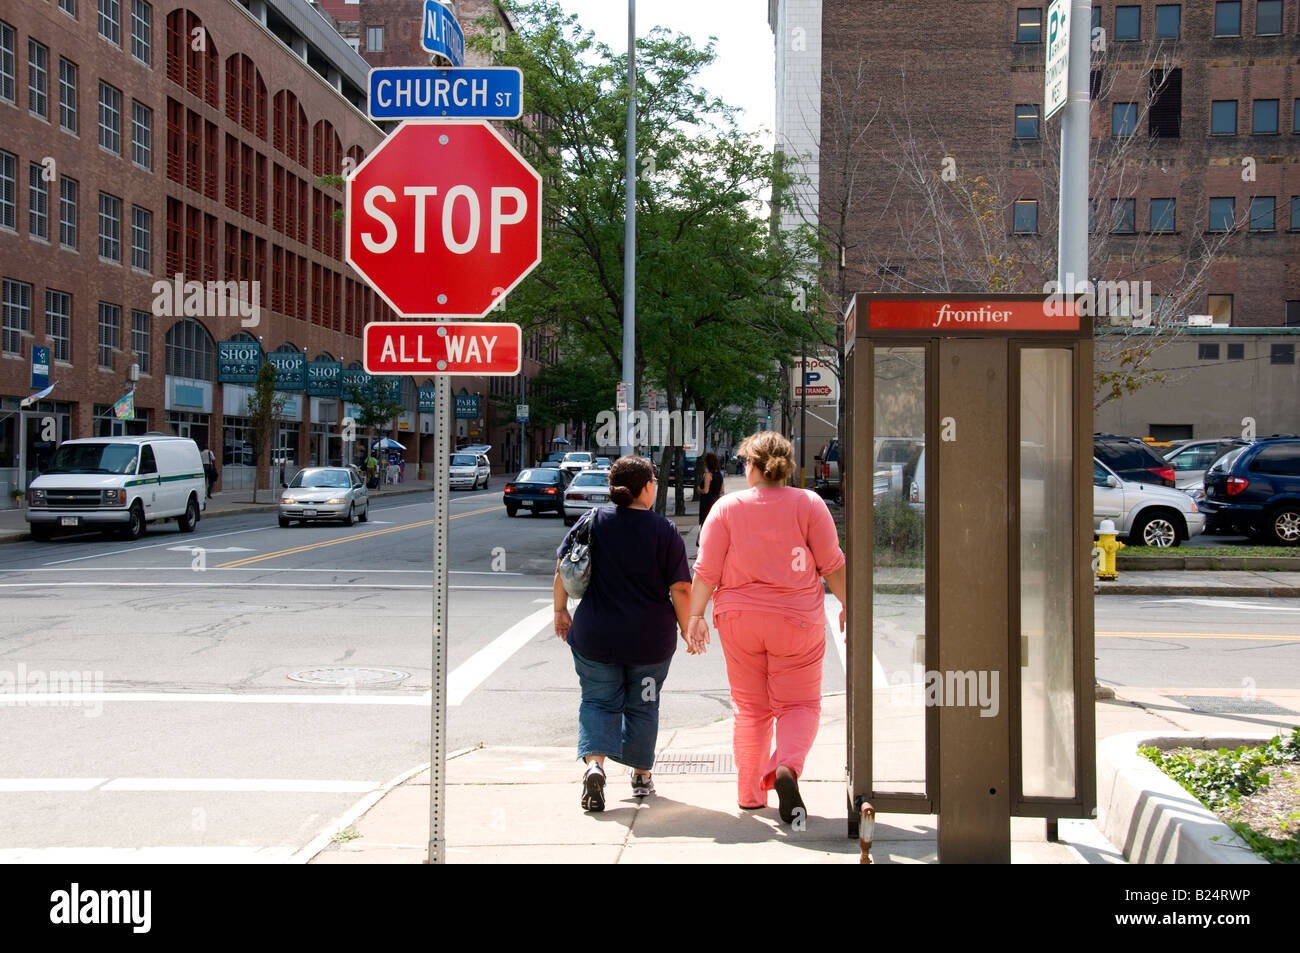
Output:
[686, 431, 847, 823]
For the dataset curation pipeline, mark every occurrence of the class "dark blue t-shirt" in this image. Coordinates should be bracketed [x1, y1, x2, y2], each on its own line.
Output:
[556, 505, 691, 665]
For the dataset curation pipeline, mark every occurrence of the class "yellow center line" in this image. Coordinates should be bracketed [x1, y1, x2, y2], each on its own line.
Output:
[1097, 631, 1300, 642]
[216, 505, 503, 569]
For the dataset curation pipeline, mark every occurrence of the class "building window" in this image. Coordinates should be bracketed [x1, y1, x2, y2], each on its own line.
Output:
[1112, 102, 1137, 136]
[165, 317, 213, 379]
[59, 176, 77, 248]
[1111, 198, 1136, 233]
[1271, 344, 1295, 365]
[0, 151, 13, 231]
[60, 0, 77, 17]
[130, 0, 150, 65]
[1294, 99, 1299, 135]
[28, 163, 49, 240]
[98, 81, 121, 154]
[1210, 100, 1237, 134]
[1014, 104, 1040, 139]
[1150, 198, 1176, 232]
[131, 205, 150, 269]
[1016, 8, 1042, 42]
[131, 100, 151, 168]
[1115, 6, 1141, 40]
[98, 302, 120, 368]
[99, 0, 121, 46]
[98, 191, 121, 261]
[366, 26, 384, 52]
[1155, 4, 1181, 38]
[0, 21, 13, 104]
[1291, 196, 1300, 231]
[1208, 294, 1233, 324]
[1209, 197, 1235, 231]
[28, 39, 48, 119]
[57, 58, 77, 134]
[1214, 1, 1241, 36]
[1249, 196, 1275, 231]
[131, 309, 150, 372]
[1198, 343, 1220, 360]
[1253, 99, 1278, 134]
[1287, 303, 1300, 327]
[1228, 342, 1245, 359]
[1255, 0, 1282, 35]
[2, 279, 31, 354]
[1149, 68, 1181, 138]
[46, 290, 71, 361]
[1013, 200, 1038, 234]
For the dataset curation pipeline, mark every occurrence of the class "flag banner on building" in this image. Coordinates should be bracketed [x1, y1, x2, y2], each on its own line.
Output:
[20, 383, 55, 408]
[113, 392, 135, 420]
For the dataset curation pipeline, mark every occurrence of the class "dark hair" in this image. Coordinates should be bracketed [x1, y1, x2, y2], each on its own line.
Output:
[608, 455, 654, 507]
[703, 453, 720, 472]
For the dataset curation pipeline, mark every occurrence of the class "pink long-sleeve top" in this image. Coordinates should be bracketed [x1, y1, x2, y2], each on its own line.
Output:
[692, 486, 846, 623]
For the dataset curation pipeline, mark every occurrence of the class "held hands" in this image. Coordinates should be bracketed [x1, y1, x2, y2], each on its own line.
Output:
[554, 607, 571, 640]
[684, 617, 711, 655]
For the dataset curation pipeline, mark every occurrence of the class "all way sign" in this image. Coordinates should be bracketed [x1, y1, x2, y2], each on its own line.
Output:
[364, 322, 521, 376]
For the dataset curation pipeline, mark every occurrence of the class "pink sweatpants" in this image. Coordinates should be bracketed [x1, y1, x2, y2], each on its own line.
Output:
[714, 608, 825, 808]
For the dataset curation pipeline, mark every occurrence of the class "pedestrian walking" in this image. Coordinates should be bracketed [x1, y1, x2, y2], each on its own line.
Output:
[553, 455, 695, 812]
[696, 452, 724, 527]
[200, 445, 217, 499]
[685, 431, 847, 823]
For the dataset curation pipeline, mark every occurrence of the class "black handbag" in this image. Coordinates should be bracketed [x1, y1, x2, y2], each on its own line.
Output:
[558, 508, 596, 599]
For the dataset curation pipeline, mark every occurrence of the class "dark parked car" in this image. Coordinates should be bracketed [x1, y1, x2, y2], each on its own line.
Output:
[1093, 434, 1175, 488]
[1200, 438, 1300, 544]
[502, 467, 572, 517]
[815, 438, 841, 502]
[1163, 437, 1250, 490]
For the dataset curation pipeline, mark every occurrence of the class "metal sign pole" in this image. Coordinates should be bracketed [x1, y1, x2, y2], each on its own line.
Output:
[429, 373, 450, 863]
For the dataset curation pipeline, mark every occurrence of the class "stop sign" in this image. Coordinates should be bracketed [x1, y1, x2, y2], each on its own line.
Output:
[345, 120, 541, 318]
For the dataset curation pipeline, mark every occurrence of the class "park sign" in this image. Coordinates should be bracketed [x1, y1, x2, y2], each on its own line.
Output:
[368, 67, 523, 121]
[1044, 0, 1070, 120]
[364, 322, 522, 376]
[419, 386, 438, 413]
[345, 121, 542, 318]
[454, 394, 481, 419]
[421, 0, 464, 66]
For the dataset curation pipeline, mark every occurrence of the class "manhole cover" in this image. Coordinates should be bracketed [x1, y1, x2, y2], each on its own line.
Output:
[653, 752, 735, 775]
[288, 668, 410, 686]
[1175, 695, 1296, 716]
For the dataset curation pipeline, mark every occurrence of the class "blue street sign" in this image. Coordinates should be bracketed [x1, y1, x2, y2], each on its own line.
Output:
[31, 346, 50, 389]
[421, 0, 464, 66]
[368, 67, 523, 120]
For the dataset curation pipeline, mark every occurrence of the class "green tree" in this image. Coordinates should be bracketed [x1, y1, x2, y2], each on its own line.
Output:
[246, 361, 286, 504]
[345, 378, 405, 464]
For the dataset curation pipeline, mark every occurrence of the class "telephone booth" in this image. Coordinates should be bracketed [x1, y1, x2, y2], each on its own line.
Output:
[844, 294, 1095, 862]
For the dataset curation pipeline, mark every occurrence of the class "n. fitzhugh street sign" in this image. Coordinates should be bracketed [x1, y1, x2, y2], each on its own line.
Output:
[363, 322, 522, 376]
[345, 121, 542, 318]
[1044, 0, 1071, 120]
[421, 0, 464, 66]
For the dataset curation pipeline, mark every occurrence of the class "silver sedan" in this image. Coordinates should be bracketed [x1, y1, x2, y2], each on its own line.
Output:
[279, 467, 370, 527]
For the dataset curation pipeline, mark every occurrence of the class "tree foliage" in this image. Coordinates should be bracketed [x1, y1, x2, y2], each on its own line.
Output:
[245, 361, 286, 503]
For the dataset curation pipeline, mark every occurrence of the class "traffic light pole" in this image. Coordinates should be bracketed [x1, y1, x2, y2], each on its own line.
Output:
[428, 374, 450, 864]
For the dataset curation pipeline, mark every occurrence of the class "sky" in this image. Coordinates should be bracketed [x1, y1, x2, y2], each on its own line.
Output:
[552, 0, 776, 144]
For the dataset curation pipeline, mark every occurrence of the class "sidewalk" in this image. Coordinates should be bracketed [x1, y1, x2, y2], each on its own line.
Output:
[307, 687, 1300, 864]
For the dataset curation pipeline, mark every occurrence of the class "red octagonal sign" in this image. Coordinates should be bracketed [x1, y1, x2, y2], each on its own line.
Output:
[346, 120, 542, 318]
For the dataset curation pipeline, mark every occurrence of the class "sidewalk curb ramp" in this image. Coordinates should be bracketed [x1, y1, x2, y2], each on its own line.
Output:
[1097, 731, 1274, 865]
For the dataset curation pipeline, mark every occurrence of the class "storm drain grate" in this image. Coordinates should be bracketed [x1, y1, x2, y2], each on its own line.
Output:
[1174, 695, 1296, 716]
[652, 752, 735, 775]
[288, 668, 410, 687]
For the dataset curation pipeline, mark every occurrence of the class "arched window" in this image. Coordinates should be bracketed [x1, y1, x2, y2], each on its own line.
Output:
[167, 10, 218, 105]
[165, 318, 214, 379]
[230, 330, 257, 343]
[273, 342, 299, 354]
[313, 351, 334, 362]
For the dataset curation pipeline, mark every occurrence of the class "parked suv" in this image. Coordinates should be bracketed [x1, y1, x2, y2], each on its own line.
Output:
[814, 439, 840, 502]
[1163, 438, 1249, 490]
[1200, 438, 1300, 544]
[1093, 434, 1175, 488]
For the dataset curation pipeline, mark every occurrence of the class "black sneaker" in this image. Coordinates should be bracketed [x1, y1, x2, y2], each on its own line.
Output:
[581, 761, 606, 812]
[631, 772, 655, 797]
[774, 767, 805, 825]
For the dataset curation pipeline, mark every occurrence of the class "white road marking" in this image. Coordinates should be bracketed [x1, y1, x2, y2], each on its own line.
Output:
[1142, 598, 1300, 613]
[40, 525, 274, 566]
[100, 778, 379, 793]
[0, 778, 107, 791]
[165, 546, 255, 553]
[0, 692, 430, 706]
[824, 594, 887, 688]
[0, 847, 299, 864]
[447, 607, 554, 706]
[0, 567, 522, 575]
[0, 582, 551, 591]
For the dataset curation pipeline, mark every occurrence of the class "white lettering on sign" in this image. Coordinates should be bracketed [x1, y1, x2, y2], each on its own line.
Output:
[360, 184, 528, 256]
[931, 304, 1012, 328]
[375, 77, 489, 109]
[379, 334, 433, 364]
[444, 335, 497, 364]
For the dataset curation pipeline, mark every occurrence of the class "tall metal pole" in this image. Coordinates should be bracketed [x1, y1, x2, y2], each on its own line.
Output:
[620, 0, 636, 457]
[428, 373, 450, 864]
[1058, 0, 1091, 293]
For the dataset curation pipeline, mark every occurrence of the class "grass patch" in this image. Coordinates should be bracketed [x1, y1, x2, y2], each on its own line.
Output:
[331, 827, 362, 844]
[1121, 545, 1298, 558]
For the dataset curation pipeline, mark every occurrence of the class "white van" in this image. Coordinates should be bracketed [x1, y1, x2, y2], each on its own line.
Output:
[26, 435, 207, 541]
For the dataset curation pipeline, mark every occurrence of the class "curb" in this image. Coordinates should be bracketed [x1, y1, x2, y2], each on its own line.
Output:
[1118, 556, 1300, 571]
[1097, 731, 1275, 865]
[1095, 584, 1300, 597]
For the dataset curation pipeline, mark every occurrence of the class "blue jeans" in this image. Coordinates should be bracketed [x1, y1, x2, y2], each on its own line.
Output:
[571, 648, 672, 772]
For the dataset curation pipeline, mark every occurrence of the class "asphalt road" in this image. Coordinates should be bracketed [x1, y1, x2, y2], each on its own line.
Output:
[0, 487, 1294, 860]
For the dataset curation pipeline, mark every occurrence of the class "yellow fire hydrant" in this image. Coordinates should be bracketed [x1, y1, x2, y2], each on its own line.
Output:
[1095, 519, 1124, 581]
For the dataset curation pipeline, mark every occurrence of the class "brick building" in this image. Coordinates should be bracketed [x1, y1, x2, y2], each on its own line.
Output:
[812, 0, 1299, 318]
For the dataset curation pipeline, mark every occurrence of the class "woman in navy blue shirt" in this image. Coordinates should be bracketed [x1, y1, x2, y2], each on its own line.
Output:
[554, 456, 693, 812]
